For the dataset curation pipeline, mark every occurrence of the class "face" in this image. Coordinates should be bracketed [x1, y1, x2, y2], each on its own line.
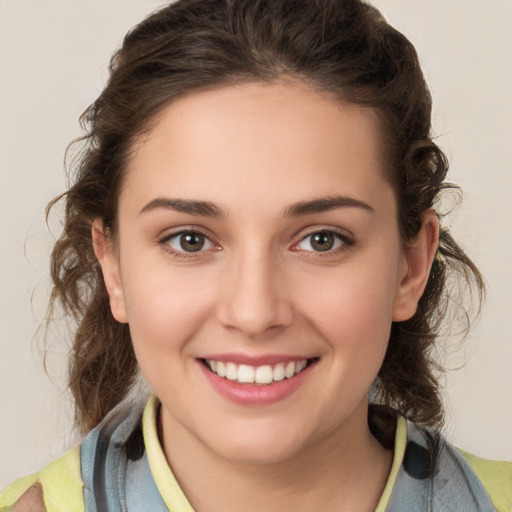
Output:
[96, 81, 433, 464]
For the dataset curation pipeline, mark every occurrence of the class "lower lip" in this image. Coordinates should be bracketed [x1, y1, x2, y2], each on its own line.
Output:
[199, 361, 316, 405]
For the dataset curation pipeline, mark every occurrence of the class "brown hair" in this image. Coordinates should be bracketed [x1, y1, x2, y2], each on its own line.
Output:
[47, 0, 483, 433]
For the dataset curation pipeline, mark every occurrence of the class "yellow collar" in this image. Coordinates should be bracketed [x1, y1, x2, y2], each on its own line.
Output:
[142, 395, 407, 512]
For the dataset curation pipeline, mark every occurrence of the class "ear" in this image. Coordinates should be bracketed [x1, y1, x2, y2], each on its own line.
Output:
[92, 219, 128, 323]
[392, 210, 439, 322]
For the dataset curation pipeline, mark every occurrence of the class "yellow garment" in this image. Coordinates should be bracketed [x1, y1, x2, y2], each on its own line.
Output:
[461, 449, 512, 512]
[375, 415, 408, 511]
[0, 446, 83, 512]
[143, 398, 512, 512]
[143, 397, 407, 511]
[1, 397, 511, 512]
[143, 394, 195, 512]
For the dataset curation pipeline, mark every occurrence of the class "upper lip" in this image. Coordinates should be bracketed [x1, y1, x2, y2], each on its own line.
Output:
[199, 353, 316, 366]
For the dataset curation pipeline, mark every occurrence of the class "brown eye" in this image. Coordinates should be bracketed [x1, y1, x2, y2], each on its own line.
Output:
[310, 232, 335, 251]
[296, 230, 346, 253]
[180, 232, 205, 252]
[165, 231, 214, 253]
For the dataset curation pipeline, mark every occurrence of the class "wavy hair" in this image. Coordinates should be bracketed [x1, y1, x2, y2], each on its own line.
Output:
[47, 0, 484, 433]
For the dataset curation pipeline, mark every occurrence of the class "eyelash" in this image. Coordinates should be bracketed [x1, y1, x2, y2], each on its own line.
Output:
[292, 228, 354, 255]
[159, 229, 218, 259]
[158, 228, 354, 258]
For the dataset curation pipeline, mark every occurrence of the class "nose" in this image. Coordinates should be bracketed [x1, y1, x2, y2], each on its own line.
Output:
[217, 247, 294, 338]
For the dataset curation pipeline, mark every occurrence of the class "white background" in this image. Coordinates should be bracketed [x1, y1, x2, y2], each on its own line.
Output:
[0, 0, 511, 487]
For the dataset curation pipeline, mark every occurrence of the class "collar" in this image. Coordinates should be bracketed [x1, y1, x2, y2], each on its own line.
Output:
[142, 395, 408, 512]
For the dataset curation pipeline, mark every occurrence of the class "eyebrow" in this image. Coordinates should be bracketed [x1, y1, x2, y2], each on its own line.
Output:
[139, 198, 224, 217]
[139, 195, 374, 218]
[283, 195, 375, 217]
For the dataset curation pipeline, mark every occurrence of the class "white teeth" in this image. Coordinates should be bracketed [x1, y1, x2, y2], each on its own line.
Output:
[296, 360, 307, 373]
[206, 358, 310, 385]
[226, 362, 238, 381]
[284, 362, 295, 379]
[216, 361, 226, 378]
[238, 364, 255, 383]
[273, 363, 285, 381]
[255, 365, 273, 384]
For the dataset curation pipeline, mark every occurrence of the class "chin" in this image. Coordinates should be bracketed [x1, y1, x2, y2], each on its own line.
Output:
[201, 422, 316, 465]
[216, 442, 304, 465]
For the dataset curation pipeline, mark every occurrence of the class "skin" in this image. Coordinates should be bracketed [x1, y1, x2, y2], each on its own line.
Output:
[94, 81, 438, 512]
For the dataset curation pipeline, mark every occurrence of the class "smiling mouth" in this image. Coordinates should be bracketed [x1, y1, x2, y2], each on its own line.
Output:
[201, 358, 318, 386]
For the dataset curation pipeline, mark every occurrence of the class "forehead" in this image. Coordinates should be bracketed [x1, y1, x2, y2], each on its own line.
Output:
[122, 81, 393, 216]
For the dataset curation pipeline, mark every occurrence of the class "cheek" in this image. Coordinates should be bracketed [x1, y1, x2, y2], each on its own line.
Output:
[295, 257, 400, 357]
[122, 272, 215, 401]
[120, 263, 216, 360]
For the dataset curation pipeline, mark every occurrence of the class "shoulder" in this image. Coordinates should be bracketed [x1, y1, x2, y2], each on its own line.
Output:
[0, 446, 83, 512]
[382, 411, 511, 512]
[459, 449, 512, 512]
[1, 398, 150, 512]
[3, 483, 45, 512]
[414, 424, 512, 512]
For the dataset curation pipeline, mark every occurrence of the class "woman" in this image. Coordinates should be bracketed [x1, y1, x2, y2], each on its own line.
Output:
[1, 0, 510, 510]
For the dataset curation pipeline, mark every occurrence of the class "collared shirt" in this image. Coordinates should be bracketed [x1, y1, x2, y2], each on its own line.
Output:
[1, 395, 511, 511]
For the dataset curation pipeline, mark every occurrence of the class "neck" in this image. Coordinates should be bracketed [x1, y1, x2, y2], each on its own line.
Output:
[159, 403, 393, 512]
